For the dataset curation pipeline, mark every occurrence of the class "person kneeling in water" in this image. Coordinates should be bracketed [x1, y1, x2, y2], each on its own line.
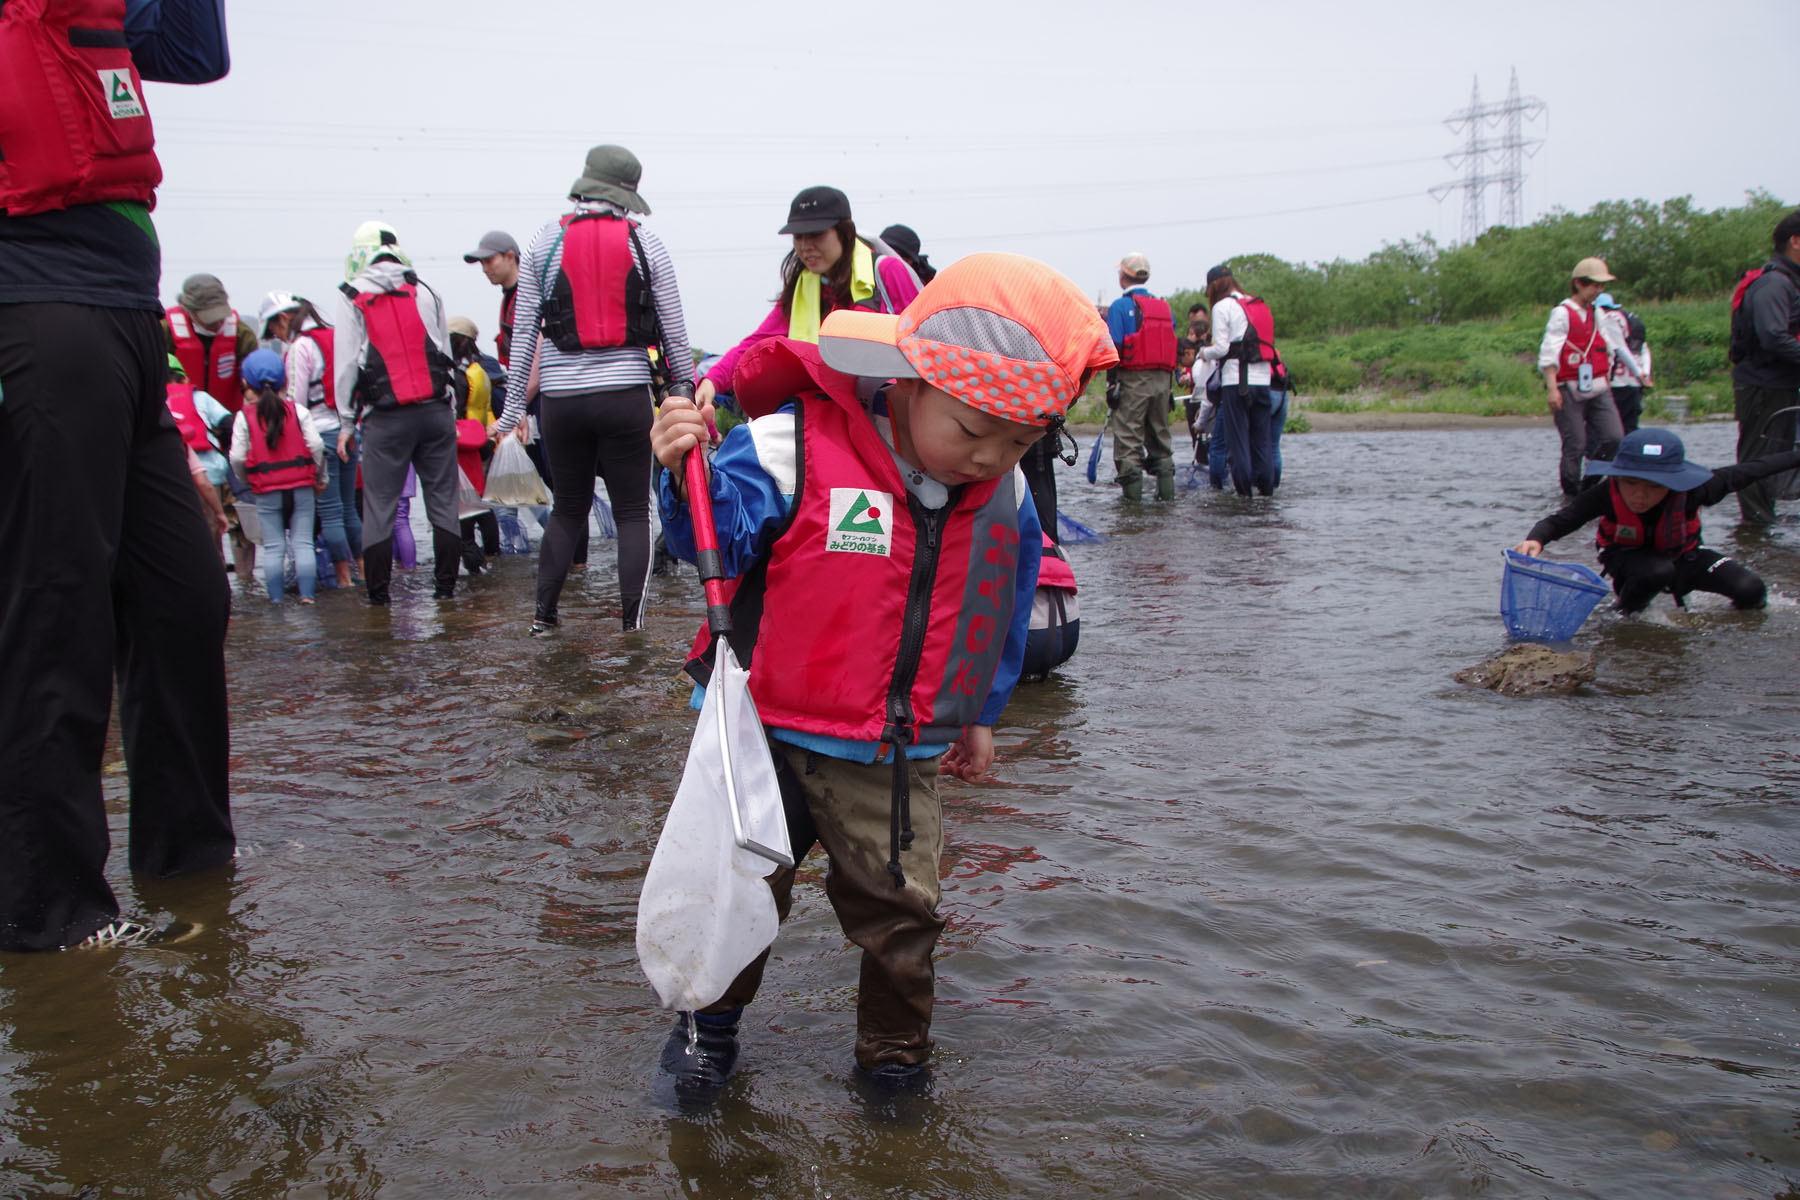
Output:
[1512, 427, 1800, 614]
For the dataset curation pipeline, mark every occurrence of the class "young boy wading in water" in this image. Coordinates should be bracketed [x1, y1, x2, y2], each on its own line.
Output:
[1513, 427, 1800, 614]
[649, 253, 1117, 1098]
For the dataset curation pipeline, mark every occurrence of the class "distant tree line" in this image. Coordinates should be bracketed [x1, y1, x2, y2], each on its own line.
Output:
[1169, 190, 1789, 340]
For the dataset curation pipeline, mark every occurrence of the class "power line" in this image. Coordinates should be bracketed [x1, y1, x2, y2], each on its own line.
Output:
[156, 154, 1447, 214]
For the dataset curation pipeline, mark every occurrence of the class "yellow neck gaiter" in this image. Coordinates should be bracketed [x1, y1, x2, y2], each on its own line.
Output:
[788, 239, 877, 342]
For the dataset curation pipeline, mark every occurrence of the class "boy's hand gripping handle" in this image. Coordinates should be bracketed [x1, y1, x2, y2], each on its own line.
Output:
[684, 448, 732, 636]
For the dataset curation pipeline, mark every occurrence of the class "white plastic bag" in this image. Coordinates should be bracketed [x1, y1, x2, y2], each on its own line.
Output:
[636, 642, 792, 1011]
[481, 436, 550, 506]
[456, 466, 489, 523]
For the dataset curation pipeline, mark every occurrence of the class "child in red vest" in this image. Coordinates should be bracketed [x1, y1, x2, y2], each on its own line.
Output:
[1513, 427, 1800, 613]
[649, 253, 1117, 1099]
[229, 350, 326, 603]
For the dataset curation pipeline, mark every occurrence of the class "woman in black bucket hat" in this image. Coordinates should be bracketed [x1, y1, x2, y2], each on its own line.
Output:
[1512, 427, 1800, 614]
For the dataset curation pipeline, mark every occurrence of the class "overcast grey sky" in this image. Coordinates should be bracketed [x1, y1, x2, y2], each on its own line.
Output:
[144, 0, 1797, 356]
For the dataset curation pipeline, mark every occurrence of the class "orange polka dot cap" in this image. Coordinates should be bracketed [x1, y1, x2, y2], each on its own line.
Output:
[817, 252, 1118, 427]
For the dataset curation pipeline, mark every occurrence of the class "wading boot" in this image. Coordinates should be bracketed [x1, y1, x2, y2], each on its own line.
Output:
[658, 1009, 741, 1103]
[363, 538, 392, 606]
[1155, 471, 1176, 501]
[1119, 474, 1143, 503]
[431, 529, 461, 598]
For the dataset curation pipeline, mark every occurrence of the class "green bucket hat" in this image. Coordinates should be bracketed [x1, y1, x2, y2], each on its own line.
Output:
[569, 144, 649, 214]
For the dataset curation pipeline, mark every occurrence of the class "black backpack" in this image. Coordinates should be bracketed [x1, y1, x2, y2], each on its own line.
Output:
[1621, 309, 1646, 356]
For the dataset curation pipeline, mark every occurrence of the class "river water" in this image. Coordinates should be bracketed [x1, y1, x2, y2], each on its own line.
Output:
[2, 421, 1796, 1199]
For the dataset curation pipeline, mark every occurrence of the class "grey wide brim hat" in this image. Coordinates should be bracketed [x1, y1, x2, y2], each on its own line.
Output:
[569, 144, 649, 214]
[1585, 427, 1713, 491]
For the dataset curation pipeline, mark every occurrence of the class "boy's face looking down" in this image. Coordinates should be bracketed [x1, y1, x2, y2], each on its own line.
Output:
[887, 378, 1045, 488]
[1616, 476, 1671, 513]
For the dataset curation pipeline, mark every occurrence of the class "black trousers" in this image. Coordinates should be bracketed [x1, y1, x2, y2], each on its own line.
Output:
[1020, 436, 1059, 543]
[535, 386, 654, 628]
[0, 303, 234, 951]
[1610, 385, 1643, 435]
[1734, 383, 1799, 524]
[1600, 546, 1766, 614]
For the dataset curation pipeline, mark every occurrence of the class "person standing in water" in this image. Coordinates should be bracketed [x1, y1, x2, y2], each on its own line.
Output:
[0, 0, 235, 951]
[487, 144, 692, 635]
[334, 220, 464, 605]
[1103, 252, 1178, 502]
[1513, 427, 1800, 614]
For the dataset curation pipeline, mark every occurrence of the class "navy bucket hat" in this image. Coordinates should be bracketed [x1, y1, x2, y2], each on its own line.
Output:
[1586, 427, 1713, 490]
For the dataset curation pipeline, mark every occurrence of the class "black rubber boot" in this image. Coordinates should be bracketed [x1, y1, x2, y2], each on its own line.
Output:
[431, 528, 461, 599]
[1155, 471, 1176, 501]
[1119, 474, 1143, 502]
[363, 537, 393, 605]
[659, 1009, 741, 1099]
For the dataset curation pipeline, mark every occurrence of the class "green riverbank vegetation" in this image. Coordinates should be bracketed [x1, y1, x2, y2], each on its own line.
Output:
[1156, 190, 1788, 422]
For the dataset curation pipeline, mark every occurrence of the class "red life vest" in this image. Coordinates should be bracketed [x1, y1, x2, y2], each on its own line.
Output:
[1119, 293, 1177, 371]
[1554, 300, 1612, 384]
[1036, 534, 1076, 593]
[341, 274, 453, 410]
[298, 325, 337, 414]
[538, 212, 658, 354]
[454, 418, 487, 494]
[686, 340, 1020, 745]
[1596, 479, 1701, 554]
[164, 381, 214, 454]
[497, 286, 517, 368]
[167, 306, 243, 412]
[243, 401, 315, 493]
[0, 0, 162, 217]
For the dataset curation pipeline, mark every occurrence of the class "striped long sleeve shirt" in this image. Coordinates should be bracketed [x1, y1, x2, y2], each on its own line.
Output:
[493, 200, 690, 434]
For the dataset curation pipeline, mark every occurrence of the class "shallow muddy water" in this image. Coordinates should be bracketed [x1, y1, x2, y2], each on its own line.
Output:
[2, 421, 1796, 1198]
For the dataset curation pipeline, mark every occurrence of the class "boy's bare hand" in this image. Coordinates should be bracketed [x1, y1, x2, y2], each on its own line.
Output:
[1512, 539, 1543, 557]
[939, 724, 995, 781]
[652, 395, 715, 472]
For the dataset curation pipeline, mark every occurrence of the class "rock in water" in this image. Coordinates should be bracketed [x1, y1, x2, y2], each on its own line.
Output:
[1455, 644, 1596, 696]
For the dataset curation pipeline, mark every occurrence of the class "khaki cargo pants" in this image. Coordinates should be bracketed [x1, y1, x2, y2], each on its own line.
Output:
[704, 739, 946, 1071]
[1110, 367, 1175, 483]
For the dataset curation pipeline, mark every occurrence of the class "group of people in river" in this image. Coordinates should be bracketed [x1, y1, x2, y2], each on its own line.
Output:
[1509, 223, 1800, 614]
[4, 0, 1797, 1122]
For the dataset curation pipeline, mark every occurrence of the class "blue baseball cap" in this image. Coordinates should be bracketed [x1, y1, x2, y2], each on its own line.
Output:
[1587, 427, 1712, 491]
[240, 348, 287, 393]
[1595, 292, 1620, 309]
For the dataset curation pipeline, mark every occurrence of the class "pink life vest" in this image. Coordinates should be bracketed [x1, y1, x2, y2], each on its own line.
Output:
[298, 325, 337, 414]
[243, 401, 315, 493]
[342, 275, 452, 409]
[539, 212, 657, 353]
[167, 306, 243, 412]
[0, 0, 162, 216]
[164, 381, 214, 454]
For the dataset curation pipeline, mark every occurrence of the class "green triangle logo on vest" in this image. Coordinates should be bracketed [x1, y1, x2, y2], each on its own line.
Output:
[835, 491, 885, 535]
[100, 69, 145, 119]
[826, 487, 894, 556]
